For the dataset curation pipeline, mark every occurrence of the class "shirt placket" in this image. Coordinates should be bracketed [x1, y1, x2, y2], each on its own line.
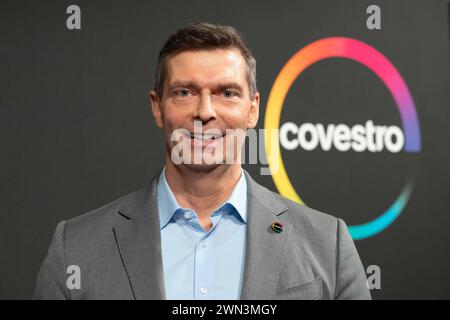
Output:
[192, 212, 223, 300]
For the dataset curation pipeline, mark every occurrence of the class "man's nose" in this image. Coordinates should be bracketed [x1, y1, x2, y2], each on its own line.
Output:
[194, 93, 217, 123]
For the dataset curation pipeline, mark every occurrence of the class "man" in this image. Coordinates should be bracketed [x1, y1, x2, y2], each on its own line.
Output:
[33, 23, 371, 300]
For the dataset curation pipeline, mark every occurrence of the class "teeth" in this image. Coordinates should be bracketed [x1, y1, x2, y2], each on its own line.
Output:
[189, 133, 222, 140]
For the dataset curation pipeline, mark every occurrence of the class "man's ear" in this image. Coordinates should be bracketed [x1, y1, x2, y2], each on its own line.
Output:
[149, 90, 164, 128]
[247, 91, 260, 129]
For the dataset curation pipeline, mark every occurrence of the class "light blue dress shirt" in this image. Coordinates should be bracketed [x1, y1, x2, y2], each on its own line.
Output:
[157, 167, 247, 300]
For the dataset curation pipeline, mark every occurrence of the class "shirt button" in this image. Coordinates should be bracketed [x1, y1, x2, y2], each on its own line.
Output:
[200, 287, 208, 294]
[184, 211, 192, 220]
[201, 241, 207, 248]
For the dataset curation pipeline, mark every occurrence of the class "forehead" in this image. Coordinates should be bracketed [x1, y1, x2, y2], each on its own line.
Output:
[165, 48, 247, 86]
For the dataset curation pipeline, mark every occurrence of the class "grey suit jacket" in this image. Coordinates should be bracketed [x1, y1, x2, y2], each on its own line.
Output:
[33, 169, 371, 300]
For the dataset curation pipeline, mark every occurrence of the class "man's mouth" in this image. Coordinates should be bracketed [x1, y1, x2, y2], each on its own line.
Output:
[188, 132, 224, 141]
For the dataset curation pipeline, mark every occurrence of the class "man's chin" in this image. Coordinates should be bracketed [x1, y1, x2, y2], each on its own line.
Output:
[178, 162, 224, 173]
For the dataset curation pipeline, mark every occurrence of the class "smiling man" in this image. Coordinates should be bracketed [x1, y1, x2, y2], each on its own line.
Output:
[33, 23, 371, 300]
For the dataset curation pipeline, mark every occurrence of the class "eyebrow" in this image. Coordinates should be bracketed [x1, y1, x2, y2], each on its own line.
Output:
[168, 81, 244, 93]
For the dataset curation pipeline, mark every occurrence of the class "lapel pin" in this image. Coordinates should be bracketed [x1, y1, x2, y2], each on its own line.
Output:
[271, 222, 284, 233]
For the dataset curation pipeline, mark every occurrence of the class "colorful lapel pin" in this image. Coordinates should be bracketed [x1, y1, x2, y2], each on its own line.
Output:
[271, 222, 284, 233]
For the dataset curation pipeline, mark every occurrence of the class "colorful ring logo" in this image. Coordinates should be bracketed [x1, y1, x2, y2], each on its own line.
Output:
[264, 37, 421, 240]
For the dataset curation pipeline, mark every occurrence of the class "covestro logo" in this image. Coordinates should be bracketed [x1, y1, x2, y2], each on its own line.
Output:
[280, 120, 404, 153]
[264, 37, 421, 240]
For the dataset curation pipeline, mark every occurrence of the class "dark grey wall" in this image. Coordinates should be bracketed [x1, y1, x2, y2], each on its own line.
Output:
[1, 0, 449, 299]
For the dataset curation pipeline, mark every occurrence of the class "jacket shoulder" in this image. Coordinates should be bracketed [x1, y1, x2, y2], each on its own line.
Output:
[64, 183, 150, 238]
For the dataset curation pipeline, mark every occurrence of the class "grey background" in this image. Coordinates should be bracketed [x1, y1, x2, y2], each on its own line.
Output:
[1, 0, 449, 299]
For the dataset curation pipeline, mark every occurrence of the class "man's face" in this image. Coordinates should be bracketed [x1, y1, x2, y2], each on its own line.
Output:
[150, 48, 259, 171]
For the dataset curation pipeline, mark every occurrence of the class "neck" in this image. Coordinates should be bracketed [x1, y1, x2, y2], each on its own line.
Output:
[164, 155, 242, 220]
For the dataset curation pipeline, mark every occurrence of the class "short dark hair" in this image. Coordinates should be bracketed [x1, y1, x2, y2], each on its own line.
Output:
[154, 22, 257, 98]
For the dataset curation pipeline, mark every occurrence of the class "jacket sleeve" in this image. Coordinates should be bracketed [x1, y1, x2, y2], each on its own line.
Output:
[334, 218, 372, 300]
[32, 221, 70, 300]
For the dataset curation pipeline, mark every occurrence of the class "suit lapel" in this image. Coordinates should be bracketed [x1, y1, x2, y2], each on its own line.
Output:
[112, 170, 166, 300]
[240, 171, 293, 299]
[111, 168, 292, 300]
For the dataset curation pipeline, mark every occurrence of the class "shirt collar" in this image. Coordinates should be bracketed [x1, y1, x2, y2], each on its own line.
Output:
[156, 167, 247, 229]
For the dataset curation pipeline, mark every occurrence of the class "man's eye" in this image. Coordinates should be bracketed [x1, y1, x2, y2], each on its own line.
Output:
[176, 89, 191, 97]
[222, 90, 237, 98]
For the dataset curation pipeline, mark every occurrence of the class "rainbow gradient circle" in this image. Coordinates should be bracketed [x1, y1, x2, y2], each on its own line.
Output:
[264, 37, 421, 240]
